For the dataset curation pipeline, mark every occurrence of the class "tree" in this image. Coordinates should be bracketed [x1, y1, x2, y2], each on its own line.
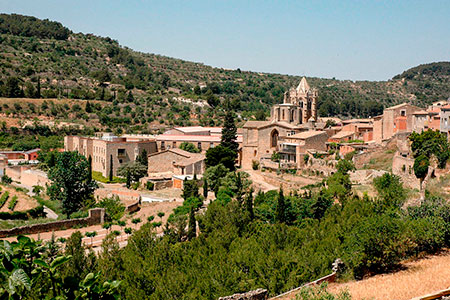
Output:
[109, 155, 113, 182]
[3, 77, 23, 98]
[87, 155, 92, 183]
[275, 188, 286, 223]
[205, 145, 237, 171]
[413, 154, 429, 191]
[36, 77, 41, 98]
[85, 101, 92, 113]
[187, 206, 196, 241]
[117, 161, 147, 188]
[85, 231, 97, 246]
[204, 164, 229, 196]
[136, 149, 148, 167]
[203, 177, 209, 199]
[336, 159, 355, 174]
[182, 178, 199, 201]
[245, 188, 254, 220]
[409, 130, 450, 168]
[180, 142, 200, 153]
[47, 152, 97, 216]
[373, 173, 406, 208]
[157, 211, 165, 222]
[220, 105, 239, 155]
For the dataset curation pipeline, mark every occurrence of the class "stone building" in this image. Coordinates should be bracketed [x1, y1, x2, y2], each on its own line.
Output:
[372, 103, 421, 143]
[241, 77, 323, 169]
[147, 148, 205, 176]
[271, 77, 318, 124]
[64, 133, 157, 177]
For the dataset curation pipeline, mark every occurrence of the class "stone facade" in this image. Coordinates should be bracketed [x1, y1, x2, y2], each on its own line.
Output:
[241, 78, 323, 170]
[147, 148, 205, 175]
[271, 77, 318, 124]
[65, 133, 157, 177]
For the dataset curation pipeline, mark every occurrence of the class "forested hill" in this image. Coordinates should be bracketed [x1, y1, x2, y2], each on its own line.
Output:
[0, 13, 449, 120]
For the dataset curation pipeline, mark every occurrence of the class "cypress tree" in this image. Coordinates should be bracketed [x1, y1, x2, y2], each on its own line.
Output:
[87, 155, 92, 182]
[85, 101, 92, 113]
[245, 188, 254, 221]
[109, 155, 113, 182]
[139, 149, 148, 167]
[235, 172, 244, 205]
[203, 178, 208, 199]
[275, 188, 286, 223]
[187, 206, 196, 241]
[220, 103, 239, 156]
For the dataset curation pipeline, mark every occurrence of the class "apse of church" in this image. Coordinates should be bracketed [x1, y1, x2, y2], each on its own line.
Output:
[270, 77, 318, 124]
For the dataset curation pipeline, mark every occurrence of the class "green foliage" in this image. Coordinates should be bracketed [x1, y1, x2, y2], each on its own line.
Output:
[220, 105, 239, 156]
[0, 13, 71, 40]
[296, 283, 351, 300]
[413, 154, 429, 184]
[97, 195, 125, 221]
[204, 164, 229, 195]
[117, 161, 147, 188]
[1, 175, 12, 185]
[92, 171, 126, 184]
[0, 191, 9, 208]
[336, 159, 355, 174]
[136, 149, 148, 167]
[181, 178, 199, 201]
[179, 142, 200, 153]
[8, 195, 17, 211]
[252, 160, 259, 170]
[409, 129, 450, 168]
[373, 173, 406, 208]
[206, 145, 237, 171]
[47, 151, 98, 216]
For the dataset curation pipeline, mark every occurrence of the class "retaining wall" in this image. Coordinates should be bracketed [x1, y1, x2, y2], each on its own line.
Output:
[218, 289, 268, 300]
[0, 208, 105, 238]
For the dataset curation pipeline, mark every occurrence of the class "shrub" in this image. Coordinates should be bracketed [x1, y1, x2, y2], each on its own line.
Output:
[252, 160, 259, 170]
[97, 196, 125, 221]
[146, 181, 154, 191]
[1, 174, 12, 184]
[0, 191, 10, 208]
[8, 195, 17, 211]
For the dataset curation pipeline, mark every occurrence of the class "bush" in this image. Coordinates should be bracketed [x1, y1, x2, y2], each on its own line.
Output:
[97, 196, 125, 221]
[0, 191, 10, 208]
[0, 205, 45, 220]
[1, 174, 12, 184]
[92, 171, 126, 184]
[8, 195, 17, 211]
[252, 160, 259, 170]
[146, 181, 154, 191]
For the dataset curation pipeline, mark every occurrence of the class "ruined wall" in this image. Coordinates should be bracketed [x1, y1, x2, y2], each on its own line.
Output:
[0, 208, 105, 238]
[392, 153, 420, 189]
[218, 289, 268, 300]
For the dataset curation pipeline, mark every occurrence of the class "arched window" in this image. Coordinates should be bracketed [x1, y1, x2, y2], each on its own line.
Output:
[271, 129, 279, 148]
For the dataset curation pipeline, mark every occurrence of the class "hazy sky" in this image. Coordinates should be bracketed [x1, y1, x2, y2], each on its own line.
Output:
[2, 0, 449, 80]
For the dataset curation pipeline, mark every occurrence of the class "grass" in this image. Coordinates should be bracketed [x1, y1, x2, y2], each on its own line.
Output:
[362, 150, 396, 171]
[0, 217, 59, 230]
[327, 250, 450, 300]
[34, 195, 62, 215]
[426, 174, 450, 200]
[92, 171, 126, 184]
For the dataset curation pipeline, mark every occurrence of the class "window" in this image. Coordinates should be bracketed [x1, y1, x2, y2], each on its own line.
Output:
[173, 141, 177, 148]
[271, 129, 279, 148]
[210, 142, 214, 148]
[197, 142, 202, 151]
[400, 110, 406, 116]
[118, 149, 126, 157]
[161, 141, 165, 150]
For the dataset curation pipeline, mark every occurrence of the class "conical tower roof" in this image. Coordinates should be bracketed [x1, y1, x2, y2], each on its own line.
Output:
[296, 77, 310, 93]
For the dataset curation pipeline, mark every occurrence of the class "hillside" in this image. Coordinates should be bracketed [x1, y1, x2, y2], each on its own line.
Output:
[0, 13, 449, 133]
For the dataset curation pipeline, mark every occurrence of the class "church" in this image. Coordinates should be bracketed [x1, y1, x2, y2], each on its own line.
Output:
[241, 77, 327, 170]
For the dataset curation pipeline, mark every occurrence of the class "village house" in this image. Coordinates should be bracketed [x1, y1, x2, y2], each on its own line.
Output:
[277, 131, 328, 167]
[372, 103, 422, 143]
[155, 126, 243, 153]
[143, 148, 206, 190]
[64, 133, 157, 177]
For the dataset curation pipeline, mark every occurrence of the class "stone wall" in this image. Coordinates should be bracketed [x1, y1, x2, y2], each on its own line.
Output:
[392, 153, 420, 189]
[0, 208, 105, 238]
[218, 289, 268, 300]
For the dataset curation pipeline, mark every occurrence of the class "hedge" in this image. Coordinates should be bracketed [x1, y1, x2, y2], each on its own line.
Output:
[0, 191, 10, 208]
[0, 206, 45, 220]
[8, 195, 17, 211]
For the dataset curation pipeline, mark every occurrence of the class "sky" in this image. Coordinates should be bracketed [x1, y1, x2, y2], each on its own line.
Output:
[1, 0, 449, 81]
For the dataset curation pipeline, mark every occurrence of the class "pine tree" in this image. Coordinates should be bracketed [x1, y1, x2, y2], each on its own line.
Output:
[109, 155, 113, 182]
[203, 178, 208, 199]
[245, 188, 254, 221]
[87, 155, 92, 182]
[220, 103, 239, 156]
[36, 77, 41, 98]
[275, 188, 286, 223]
[85, 101, 92, 113]
[187, 206, 196, 241]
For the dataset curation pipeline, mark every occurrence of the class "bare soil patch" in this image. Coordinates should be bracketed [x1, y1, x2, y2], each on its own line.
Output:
[0, 185, 38, 212]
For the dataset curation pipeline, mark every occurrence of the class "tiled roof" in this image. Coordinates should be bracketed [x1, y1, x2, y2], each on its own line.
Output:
[330, 131, 355, 139]
[243, 121, 271, 128]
